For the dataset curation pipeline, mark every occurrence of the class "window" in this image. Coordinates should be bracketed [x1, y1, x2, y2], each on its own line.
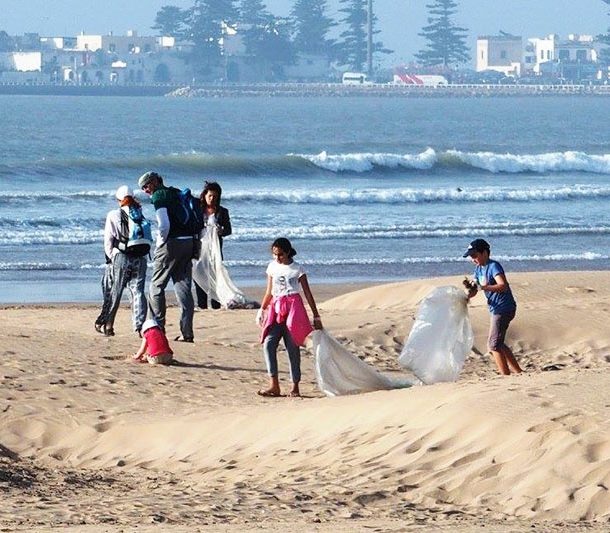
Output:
[559, 50, 570, 61]
[500, 50, 507, 59]
[108, 43, 116, 53]
[576, 49, 587, 61]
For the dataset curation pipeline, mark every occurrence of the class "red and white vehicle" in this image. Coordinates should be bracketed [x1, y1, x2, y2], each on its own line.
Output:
[392, 72, 448, 87]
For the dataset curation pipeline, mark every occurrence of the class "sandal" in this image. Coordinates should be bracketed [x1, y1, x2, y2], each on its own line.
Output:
[94, 323, 104, 334]
[104, 325, 115, 337]
[174, 336, 194, 343]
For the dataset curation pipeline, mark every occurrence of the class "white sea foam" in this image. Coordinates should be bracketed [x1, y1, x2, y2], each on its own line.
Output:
[291, 149, 610, 174]
[230, 222, 610, 241]
[226, 184, 610, 204]
[224, 252, 607, 267]
[294, 148, 438, 172]
[447, 150, 610, 174]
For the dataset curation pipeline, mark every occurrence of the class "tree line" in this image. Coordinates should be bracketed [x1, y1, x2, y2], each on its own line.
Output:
[152, 0, 392, 75]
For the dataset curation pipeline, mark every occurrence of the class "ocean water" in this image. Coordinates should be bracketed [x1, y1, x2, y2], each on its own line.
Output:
[1, 94, 610, 302]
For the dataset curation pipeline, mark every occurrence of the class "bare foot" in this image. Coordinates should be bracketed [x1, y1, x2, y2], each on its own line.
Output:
[288, 390, 301, 397]
[257, 389, 281, 397]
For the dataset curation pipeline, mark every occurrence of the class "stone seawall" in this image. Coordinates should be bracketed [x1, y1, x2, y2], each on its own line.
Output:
[1, 82, 609, 97]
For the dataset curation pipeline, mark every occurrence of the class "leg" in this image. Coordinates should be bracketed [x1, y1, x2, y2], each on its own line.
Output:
[95, 263, 113, 329]
[490, 350, 510, 375]
[105, 253, 129, 334]
[148, 242, 173, 331]
[501, 345, 522, 374]
[488, 312, 517, 375]
[261, 323, 282, 396]
[282, 325, 302, 396]
[127, 256, 148, 334]
[194, 281, 208, 309]
[169, 239, 195, 341]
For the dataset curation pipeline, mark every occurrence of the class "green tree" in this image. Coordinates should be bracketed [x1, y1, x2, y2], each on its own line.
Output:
[291, 0, 336, 58]
[239, 0, 273, 56]
[238, 1, 294, 76]
[0, 30, 15, 52]
[152, 5, 189, 38]
[415, 0, 470, 68]
[337, 0, 390, 72]
[186, 0, 238, 74]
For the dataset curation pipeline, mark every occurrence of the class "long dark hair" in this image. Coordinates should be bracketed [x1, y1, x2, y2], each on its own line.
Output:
[200, 181, 222, 207]
[272, 237, 297, 258]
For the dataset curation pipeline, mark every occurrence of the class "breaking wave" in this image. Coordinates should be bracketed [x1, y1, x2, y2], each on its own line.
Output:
[4, 149, 610, 178]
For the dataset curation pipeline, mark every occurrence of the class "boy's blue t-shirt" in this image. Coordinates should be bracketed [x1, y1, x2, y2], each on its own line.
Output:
[474, 259, 516, 315]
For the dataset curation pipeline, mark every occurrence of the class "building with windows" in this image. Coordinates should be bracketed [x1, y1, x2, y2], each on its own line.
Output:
[476, 34, 523, 76]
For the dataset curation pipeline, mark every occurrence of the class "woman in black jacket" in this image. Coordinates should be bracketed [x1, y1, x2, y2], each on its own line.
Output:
[195, 181, 232, 309]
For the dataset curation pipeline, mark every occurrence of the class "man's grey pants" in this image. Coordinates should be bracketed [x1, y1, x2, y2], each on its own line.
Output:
[149, 237, 195, 340]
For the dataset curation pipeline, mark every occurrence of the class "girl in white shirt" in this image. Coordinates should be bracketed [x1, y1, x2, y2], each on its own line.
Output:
[256, 238, 323, 397]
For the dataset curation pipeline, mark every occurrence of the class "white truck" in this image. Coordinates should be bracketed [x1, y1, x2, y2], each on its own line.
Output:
[392, 72, 448, 87]
[342, 72, 372, 85]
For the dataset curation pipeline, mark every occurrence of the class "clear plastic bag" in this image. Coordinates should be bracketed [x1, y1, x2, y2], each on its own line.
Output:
[312, 330, 415, 397]
[398, 286, 473, 384]
[192, 225, 259, 309]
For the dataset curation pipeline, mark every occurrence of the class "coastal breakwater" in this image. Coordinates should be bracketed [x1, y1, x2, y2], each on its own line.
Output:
[1, 82, 610, 97]
[167, 83, 610, 98]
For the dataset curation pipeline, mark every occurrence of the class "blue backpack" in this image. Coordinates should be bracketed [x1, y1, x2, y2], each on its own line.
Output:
[176, 188, 205, 236]
[118, 205, 153, 257]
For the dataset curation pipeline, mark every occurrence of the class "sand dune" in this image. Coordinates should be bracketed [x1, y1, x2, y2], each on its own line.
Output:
[1, 272, 610, 531]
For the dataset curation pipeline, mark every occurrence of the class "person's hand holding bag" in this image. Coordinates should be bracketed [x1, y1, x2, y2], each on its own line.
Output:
[255, 307, 266, 327]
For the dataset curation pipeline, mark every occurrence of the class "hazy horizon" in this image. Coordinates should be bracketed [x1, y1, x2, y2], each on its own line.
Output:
[3, 0, 609, 65]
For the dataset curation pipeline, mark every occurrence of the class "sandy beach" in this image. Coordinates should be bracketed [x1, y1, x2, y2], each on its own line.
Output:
[2, 271, 610, 532]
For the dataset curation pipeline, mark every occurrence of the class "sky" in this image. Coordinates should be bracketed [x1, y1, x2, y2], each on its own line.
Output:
[2, 0, 609, 65]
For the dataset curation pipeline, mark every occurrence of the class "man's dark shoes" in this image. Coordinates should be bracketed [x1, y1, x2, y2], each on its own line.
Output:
[174, 335, 194, 343]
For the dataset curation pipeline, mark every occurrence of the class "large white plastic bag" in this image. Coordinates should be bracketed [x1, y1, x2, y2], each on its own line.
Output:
[399, 286, 473, 384]
[192, 225, 258, 309]
[313, 330, 415, 397]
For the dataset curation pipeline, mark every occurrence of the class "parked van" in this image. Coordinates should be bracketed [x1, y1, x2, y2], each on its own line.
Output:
[342, 72, 372, 85]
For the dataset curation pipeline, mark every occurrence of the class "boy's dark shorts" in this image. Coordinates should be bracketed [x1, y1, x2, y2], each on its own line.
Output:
[488, 311, 515, 351]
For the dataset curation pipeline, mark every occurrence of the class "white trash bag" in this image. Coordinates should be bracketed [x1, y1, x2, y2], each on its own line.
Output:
[399, 286, 473, 384]
[313, 329, 415, 397]
[192, 225, 258, 309]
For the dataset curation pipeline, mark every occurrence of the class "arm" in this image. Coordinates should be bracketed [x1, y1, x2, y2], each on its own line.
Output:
[155, 207, 170, 245]
[480, 273, 509, 293]
[218, 207, 232, 237]
[260, 275, 273, 311]
[104, 212, 117, 260]
[299, 274, 323, 329]
[134, 337, 147, 359]
[256, 275, 273, 327]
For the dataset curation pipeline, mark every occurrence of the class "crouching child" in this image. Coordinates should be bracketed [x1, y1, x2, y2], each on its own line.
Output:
[132, 319, 174, 365]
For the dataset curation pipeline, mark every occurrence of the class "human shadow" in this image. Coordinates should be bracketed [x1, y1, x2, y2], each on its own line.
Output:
[170, 360, 266, 373]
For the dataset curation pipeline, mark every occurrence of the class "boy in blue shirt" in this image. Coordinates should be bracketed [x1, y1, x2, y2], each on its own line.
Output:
[463, 239, 523, 376]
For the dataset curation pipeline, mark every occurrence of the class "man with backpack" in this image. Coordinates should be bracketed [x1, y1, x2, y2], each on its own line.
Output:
[100, 185, 151, 336]
[138, 171, 200, 343]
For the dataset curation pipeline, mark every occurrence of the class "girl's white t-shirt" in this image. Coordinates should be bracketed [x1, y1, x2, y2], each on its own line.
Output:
[266, 260, 305, 297]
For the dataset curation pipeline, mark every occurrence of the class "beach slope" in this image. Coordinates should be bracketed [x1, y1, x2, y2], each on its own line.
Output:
[1, 272, 609, 531]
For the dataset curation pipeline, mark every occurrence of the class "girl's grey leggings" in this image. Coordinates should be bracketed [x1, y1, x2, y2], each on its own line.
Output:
[263, 322, 301, 383]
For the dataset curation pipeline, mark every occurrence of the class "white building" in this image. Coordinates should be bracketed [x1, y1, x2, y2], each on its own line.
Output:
[76, 30, 162, 55]
[525, 34, 600, 79]
[476, 34, 523, 76]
